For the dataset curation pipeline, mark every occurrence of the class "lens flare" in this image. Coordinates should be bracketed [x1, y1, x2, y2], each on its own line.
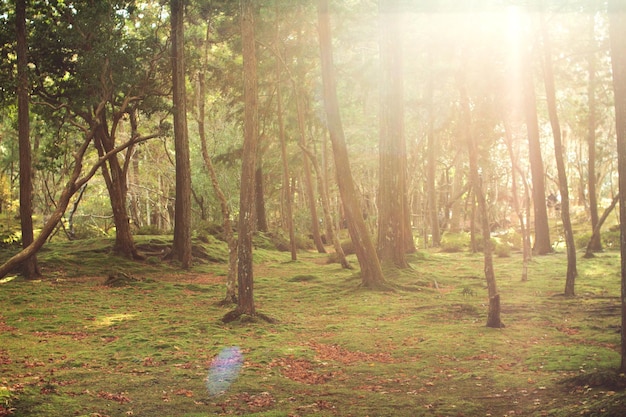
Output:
[206, 346, 243, 397]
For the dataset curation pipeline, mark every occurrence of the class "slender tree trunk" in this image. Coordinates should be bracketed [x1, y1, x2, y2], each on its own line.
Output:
[300, 144, 352, 269]
[608, 0, 626, 373]
[275, 42, 297, 261]
[236, 0, 259, 315]
[459, 71, 504, 329]
[318, 0, 388, 290]
[197, 23, 237, 303]
[377, 0, 409, 268]
[16, 0, 40, 278]
[170, 0, 193, 268]
[425, 48, 440, 248]
[587, 17, 602, 252]
[522, 32, 552, 255]
[295, 91, 326, 253]
[541, 17, 577, 296]
[503, 120, 532, 282]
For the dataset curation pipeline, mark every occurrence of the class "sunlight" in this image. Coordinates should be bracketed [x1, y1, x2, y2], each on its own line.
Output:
[94, 313, 136, 327]
[505, 5, 524, 109]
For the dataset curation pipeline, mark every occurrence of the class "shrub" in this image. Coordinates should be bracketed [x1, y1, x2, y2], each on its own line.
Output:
[440, 233, 468, 253]
[574, 232, 592, 250]
[135, 225, 163, 236]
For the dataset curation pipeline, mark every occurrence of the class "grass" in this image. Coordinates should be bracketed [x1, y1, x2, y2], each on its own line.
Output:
[0, 236, 625, 416]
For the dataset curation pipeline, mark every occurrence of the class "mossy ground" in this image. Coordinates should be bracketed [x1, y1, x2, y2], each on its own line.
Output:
[0, 237, 625, 416]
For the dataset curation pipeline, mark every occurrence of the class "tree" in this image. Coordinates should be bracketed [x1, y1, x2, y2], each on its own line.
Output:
[459, 68, 504, 329]
[170, 0, 193, 268]
[521, 21, 552, 255]
[318, 0, 387, 290]
[195, 19, 238, 303]
[234, 0, 259, 317]
[608, 0, 626, 373]
[586, 15, 602, 253]
[16, 0, 40, 278]
[540, 15, 577, 296]
[377, 0, 409, 268]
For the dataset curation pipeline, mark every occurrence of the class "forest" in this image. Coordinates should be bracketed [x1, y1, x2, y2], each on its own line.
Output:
[1, 0, 626, 415]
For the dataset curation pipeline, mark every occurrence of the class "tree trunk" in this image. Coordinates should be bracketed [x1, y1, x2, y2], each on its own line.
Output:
[459, 71, 504, 329]
[522, 34, 552, 255]
[275, 41, 297, 261]
[197, 23, 237, 304]
[170, 0, 193, 268]
[0, 123, 149, 278]
[503, 120, 532, 282]
[584, 193, 619, 259]
[16, 0, 40, 279]
[377, 0, 409, 268]
[541, 17, 577, 296]
[254, 166, 268, 233]
[318, 0, 388, 290]
[425, 48, 441, 248]
[92, 122, 141, 259]
[236, 0, 259, 315]
[607, 0, 626, 373]
[300, 144, 352, 269]
[587, 15, 602, 253]
[295, 91, 326, 253]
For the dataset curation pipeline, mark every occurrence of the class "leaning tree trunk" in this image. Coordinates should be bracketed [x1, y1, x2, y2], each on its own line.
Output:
[608, 0, 626, 374]
[541, 17, 577, 296]
[16, 0, 40, 278]
[318, 0, 387, 290]
[584, 193, 619, 259]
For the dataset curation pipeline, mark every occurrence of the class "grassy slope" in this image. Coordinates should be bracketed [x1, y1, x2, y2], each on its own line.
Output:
[0, 236, 625, 417]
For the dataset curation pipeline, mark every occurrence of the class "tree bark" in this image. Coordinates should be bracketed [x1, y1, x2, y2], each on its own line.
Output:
[541, 17, 577, 296]
[254, 166, 268, 233]
[318, 0, 388, 290]
[521, 32, 552, 255]
[237, 0, 259, 315]
[16, 0, 40, 278]
[377, 0, 409, 268]
[607, 0, 626, 373]
[170, 0, 193, 268]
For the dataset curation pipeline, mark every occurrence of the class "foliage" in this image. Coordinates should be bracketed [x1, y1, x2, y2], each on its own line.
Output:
[440, 232, 469, 253]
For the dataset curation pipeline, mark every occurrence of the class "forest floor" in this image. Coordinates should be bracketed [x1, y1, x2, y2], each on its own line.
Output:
[1, 235, 625, 417]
